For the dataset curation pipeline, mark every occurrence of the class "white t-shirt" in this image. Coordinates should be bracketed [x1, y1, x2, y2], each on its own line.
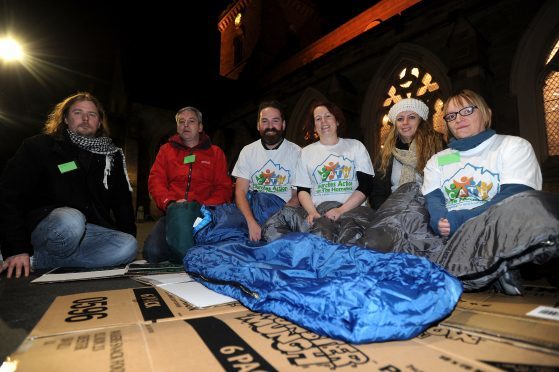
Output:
[422, 134, 542, 211]
[295, 138, 374, 205]
[232, 139, 301, 202]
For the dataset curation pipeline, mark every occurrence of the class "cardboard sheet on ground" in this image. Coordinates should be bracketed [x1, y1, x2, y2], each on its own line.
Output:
[134, 273, 237, 308]
[133, 272, 193, 286]
[124, 261, 184, 276]
[441, 284, 559, 353]
[30, 261, 184, 283]
[28, 287, 246, 338]
[7, 310, 559, 372]
[160, 281, 237, 308]
[31, 266, 127, 283]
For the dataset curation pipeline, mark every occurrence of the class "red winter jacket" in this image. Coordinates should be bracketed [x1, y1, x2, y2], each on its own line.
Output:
[148, 133, 232, 211]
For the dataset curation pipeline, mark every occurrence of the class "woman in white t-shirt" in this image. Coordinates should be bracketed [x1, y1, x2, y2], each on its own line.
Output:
[422, 89, 542, 237]
[262, 101, 375, 242]
[296, 101, 375, 225]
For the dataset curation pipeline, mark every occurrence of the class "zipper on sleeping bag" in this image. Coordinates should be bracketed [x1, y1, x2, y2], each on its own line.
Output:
[187, 271, 260, 299]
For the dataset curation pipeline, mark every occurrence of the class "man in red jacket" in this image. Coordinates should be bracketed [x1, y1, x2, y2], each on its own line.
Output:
[144, 106, 232, 262]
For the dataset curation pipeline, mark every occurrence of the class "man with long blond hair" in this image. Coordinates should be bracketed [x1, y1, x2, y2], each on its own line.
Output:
[0, 92, 137, 278]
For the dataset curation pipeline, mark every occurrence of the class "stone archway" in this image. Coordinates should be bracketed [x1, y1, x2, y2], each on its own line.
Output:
[287, 87, 327, 147]
[360, 42, 451, 157]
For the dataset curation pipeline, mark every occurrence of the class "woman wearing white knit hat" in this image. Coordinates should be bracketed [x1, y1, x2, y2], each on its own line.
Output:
[369, 97, 445, 209]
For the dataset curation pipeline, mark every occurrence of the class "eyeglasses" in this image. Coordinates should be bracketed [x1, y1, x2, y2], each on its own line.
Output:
[443, 105, 478, 123]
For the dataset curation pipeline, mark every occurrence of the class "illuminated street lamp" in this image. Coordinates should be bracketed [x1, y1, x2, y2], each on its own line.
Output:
[0, 37, 24, 62]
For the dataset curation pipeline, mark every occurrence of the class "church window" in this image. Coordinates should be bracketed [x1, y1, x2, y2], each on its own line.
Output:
[543, 38, 559, 156]
[380, 65, 444, 147]
[234, 13, 243, 28]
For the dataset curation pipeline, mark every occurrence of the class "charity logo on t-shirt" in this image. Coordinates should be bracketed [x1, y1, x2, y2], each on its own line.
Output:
[312, 154, 355, 195]
[250, 159, 291, 194]
[443, 163, 500, 210]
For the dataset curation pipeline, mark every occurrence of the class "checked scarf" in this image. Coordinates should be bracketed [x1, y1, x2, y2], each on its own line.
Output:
[66, 129, 132, 191]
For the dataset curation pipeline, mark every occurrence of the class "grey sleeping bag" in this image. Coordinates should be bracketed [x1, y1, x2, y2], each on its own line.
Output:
[263, 182, 559, 291]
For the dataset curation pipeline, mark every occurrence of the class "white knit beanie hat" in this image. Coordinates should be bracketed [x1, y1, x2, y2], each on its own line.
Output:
[388, 98, 429, 123]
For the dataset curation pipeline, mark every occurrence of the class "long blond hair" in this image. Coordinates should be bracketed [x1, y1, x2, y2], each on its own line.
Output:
[44, 92, 108, 138]
[377, 117, 444, 177]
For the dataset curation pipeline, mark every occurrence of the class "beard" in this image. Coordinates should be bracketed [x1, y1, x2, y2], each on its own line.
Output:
[261, 128, 284, 146]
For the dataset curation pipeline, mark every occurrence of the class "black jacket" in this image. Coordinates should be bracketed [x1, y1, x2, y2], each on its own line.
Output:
[0, 134, 136, 259]
[369, 157, 393, 210]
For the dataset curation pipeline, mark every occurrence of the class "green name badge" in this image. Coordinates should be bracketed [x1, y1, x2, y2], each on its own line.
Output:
[183, 155, 196, 164]
[437, 152, 461, 166]
[58, 161, 78, 174]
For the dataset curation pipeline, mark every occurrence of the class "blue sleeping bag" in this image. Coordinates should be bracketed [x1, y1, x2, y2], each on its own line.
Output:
[184, 232, 462, 344]
[194, 191, 285, 244]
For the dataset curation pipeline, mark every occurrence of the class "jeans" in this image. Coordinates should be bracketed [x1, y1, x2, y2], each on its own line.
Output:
[31, 207, 137, 269]
[142, 216, 171, 263]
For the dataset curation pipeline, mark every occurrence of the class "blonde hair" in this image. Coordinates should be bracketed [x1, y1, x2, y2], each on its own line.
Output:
[378, 117, 444, 177]
[442, 89, 492, 138]
[44, 92, 108, 138]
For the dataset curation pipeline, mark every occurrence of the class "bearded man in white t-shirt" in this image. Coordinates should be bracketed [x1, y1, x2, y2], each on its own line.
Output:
[232, 101, 302, 241]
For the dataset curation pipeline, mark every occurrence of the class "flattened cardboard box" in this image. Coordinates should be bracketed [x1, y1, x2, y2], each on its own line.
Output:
[416, 325, 559, 370]
[7, 311, 503, 372]
[441, 285, 559, 352]
[3, 325, 152, 372]
[30, 287, 246, 338]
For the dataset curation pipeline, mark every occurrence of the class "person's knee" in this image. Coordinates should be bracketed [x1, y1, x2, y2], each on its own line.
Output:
[52, 207, 86, 222]
[34, 207, 86, 257]
[48, 207, 86, 242]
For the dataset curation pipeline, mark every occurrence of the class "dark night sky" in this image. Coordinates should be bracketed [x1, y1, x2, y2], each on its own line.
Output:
[0, 0, 230, 167]
[0, 1, 231, 109]
[1, 0, 378, 110]
[0, 0, 376, 168]
[116, 2, 232, 109]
